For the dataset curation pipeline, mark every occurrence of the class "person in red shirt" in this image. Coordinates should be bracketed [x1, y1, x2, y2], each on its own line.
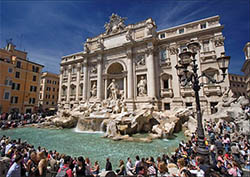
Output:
[57, 156, 73, 177]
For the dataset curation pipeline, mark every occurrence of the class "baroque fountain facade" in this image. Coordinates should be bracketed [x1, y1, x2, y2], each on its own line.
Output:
[44, 14, 249, 140]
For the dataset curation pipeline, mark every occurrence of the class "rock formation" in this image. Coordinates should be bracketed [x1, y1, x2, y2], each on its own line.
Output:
[207, 96, 250, 135]
[44, 99, 198, 141]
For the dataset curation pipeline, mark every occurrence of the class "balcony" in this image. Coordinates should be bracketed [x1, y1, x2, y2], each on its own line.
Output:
[70, 95, 76, 101]
[160, 58, 171, 68]
[161, 88, 173, 98]
[200, 50, 216, 62]
[203, 84, 222, 96]
[180, 86, 194, 97]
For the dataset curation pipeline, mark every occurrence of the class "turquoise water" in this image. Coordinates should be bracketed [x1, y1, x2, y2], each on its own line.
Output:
[0, 128, 185, 169]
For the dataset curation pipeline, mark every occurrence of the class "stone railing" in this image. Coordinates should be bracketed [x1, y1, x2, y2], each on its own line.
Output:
[161, 88, 173, 98]
[180, 86, 194, 97]
[203, 84, 222, 96]
[200, 50, 216, 61]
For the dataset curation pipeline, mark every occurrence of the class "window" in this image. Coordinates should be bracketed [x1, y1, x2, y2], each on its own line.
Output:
[72, 67, 76, 74]
[203, 41, 209, 52]
[71, 86, 76, 95]
[12, 83, 15, 90]
[32, 98, 35, 104]
[210, 102, 218, 114]
[186, 102, 192, 108]
[15, 72, 20, 78]
[4, 91, 10, 100]
[163, 79, 169, 89]
[33, 76, 36, 81]
[200, 23, 206, 29]
[62, 87, 67, 96]
[15, 96, 18, 103]
[16, 84, 20, 90]
[30, 86, 33, 92]
[164, 103, 170, 110]
[52, 95, 55, 99]
[46, 102, 49, 105]
[179, 28, 184, 34]
[53, 88, 55, 91]
[8, 68, 13, 73]
[160, 33, 165, 39]
[34, 86, 37, 92]
[16, 61, 21, 68]
[160, 49, 167, 61]
[232, 76, 234, 80]
[32, 66, 39, 72]
[52, 102, 54, 105]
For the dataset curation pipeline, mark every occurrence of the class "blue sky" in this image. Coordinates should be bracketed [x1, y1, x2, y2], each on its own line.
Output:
[0, 0, 249, 74]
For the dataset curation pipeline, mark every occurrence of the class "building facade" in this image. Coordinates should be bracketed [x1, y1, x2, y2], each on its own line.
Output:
[228, 74, 247, 98]
[59, 14, 230, 115]
[0, 42, 44, 114]
[38, 72, 59, 111]
[241, 42, 250, 98]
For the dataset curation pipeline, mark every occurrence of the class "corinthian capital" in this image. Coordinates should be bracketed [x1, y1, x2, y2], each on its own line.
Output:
[169, 47, 179, 55]
[145, 47, 154, 56]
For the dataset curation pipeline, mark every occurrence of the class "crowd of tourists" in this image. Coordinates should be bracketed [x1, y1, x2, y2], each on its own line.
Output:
[0, 118, 249, 177]
[0, 112, 47, 129]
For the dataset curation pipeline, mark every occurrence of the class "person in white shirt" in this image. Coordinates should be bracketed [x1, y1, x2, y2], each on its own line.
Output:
[126, 157, 135, 176]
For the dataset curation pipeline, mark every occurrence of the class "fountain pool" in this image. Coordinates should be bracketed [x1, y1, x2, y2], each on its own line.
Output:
[0, 127, 186, 169]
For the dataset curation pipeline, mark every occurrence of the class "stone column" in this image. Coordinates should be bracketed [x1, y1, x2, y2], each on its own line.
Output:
[146, 43, 156, 98]
[169, 45, 180, 97]
[76, 63, 81, 102]
[58, 66, 63, 103]
[66, 65, 72, 103]
[82, 60, 88, 101]
[104, 79, 107, 99]
[97, 54, 103, 101]
[126, 48, 134, 100]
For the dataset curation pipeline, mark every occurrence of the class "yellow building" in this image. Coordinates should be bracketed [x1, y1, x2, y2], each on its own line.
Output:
[228, 74, 247, 98]
[0, 42, 44, 114]
[38, 72, 59, 111]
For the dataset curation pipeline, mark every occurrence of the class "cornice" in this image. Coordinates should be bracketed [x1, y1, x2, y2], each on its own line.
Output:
[158, 25, 224, 44]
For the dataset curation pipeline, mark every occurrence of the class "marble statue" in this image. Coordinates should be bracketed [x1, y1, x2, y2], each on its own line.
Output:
[104, 13, 126, 35]
[107, 79, 119, 100]
[91, 82, 97, 98]
[125, 29, 133, 42]
[84, 43, 90, 53]
[136, 55, 145, 66]
[137, 76, 147, 96]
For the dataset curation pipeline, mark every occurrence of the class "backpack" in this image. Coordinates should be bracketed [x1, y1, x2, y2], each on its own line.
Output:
[56, 167, 69, 177]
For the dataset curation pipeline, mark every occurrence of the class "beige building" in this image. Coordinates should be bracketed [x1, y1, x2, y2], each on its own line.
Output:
[0, 42, 44, 114]
[38, 72, 59, 111]
[228, 74, 247, 98]
[59, 14, 230, 115]
[241, 42, 250, 98]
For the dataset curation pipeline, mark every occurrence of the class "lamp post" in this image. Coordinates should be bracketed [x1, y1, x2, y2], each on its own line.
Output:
[176, 40, 230, 162]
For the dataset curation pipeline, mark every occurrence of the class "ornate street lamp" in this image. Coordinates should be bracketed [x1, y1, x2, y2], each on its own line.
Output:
[176, 40, 230, 162]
